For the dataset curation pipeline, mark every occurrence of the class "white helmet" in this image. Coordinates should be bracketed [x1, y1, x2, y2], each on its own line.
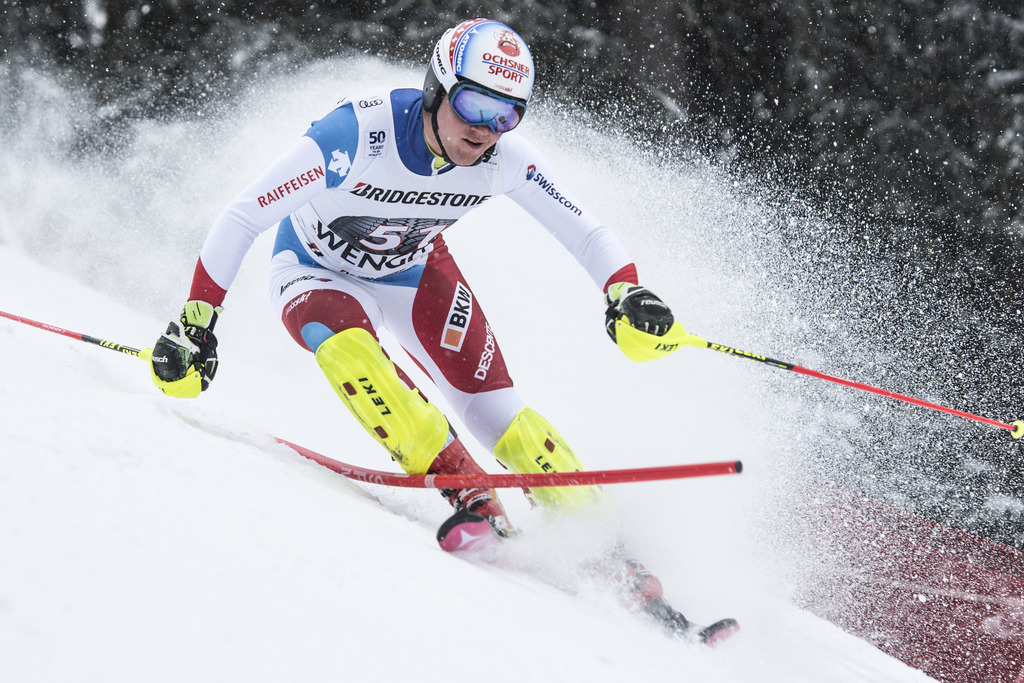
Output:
[422, 19, 535, 116]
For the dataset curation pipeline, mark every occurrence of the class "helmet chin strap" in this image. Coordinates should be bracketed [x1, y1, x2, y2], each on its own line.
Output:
[430, 112, 454, 165]
[429, 108, 496, 167]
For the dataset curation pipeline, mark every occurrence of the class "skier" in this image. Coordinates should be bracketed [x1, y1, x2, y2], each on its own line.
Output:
[149, 18, 731, 643]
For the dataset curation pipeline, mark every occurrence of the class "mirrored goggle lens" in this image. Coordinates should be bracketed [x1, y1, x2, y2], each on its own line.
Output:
[449, 86, 525, 133]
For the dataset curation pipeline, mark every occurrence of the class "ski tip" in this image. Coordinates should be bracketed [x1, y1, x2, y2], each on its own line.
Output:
[436, 509, 499, 553]
[696, 618, 740, 647]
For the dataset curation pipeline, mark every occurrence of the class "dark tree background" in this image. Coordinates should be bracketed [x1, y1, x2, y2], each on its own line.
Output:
[4, 0, 1023, 544]
[5, 0, 1022, 244]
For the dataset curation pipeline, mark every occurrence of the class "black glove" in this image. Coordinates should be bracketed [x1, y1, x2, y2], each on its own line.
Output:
[604, 283, 675, 342]
[150, 300, 221, 398]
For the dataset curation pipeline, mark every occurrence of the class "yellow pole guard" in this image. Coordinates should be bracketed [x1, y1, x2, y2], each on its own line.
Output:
[1012, 420, 1024, 439]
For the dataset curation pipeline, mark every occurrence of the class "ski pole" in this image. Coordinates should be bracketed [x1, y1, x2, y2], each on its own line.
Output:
[0, 309, 152, 360]
[677, 330, 1023, 439]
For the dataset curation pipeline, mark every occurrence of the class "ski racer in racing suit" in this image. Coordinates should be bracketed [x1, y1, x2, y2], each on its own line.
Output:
[148, 18, 719, 640]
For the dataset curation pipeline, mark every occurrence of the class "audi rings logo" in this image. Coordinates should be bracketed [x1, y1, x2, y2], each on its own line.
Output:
[359, 98, 383, 108]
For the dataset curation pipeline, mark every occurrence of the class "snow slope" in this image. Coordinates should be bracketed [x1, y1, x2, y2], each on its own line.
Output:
[0, 57, 936, 682]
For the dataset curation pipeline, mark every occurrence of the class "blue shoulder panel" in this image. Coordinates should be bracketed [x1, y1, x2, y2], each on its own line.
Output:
[391, 89, 436, 176]
[304, 103, 359, 188]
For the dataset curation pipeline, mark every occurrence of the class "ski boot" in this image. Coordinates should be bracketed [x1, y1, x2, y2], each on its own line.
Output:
[429, 435, 514, 539]
[617, 558, 666, 608]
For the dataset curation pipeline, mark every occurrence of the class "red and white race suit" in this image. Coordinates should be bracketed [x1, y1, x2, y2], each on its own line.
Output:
[186, 87, 637, 449]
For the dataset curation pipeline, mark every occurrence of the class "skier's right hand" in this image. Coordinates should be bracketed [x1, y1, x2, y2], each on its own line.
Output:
[150, 300, 222, 398]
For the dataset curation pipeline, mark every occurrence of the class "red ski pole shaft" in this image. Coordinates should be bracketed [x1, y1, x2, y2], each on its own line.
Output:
[0, 309, 151, 359]
[678, 332, 1023, 439]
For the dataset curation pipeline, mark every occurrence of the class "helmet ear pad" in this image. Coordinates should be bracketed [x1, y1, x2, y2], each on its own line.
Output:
[422, 65, 445, 114]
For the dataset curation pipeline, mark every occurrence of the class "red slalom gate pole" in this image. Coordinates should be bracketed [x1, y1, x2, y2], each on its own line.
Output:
[276, 437, 742, 489]
[677, 332, 1024, 439]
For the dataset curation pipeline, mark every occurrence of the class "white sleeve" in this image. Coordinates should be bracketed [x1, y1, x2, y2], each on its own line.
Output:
[502, 140, 634, 291]
[198, 135, 328, 291]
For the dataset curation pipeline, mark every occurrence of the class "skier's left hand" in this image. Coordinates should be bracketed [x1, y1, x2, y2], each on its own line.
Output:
[604, 283, 686, 362]
[605, 283, 675, 339]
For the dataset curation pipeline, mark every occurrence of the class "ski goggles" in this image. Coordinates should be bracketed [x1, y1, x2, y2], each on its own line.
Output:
[447, 82, 526, 133]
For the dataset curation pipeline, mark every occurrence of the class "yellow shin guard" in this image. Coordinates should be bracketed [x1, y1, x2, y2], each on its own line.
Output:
[315, 328, 448, 474]
[493, 407, 605, 513]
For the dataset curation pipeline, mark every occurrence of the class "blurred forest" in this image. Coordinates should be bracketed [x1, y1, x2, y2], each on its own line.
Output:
[5, 0, 1023, 252]
[3, 0, 1024, 545]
